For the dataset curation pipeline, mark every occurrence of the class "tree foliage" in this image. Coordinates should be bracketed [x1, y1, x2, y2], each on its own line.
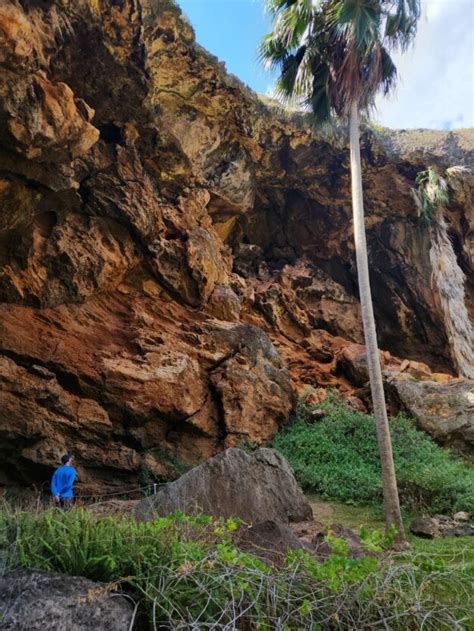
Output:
[260, 0, 421, 121]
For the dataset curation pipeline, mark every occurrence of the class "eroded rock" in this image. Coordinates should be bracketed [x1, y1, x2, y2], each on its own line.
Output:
[0, 569, 133, 630]
[389, 376, 474, 450]
[234, 520, 304, 565]
[410, 514, 474, 539]
[410, 516, 440, 539]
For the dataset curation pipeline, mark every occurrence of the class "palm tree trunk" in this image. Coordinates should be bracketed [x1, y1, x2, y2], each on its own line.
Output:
[349, 102, 405, 544]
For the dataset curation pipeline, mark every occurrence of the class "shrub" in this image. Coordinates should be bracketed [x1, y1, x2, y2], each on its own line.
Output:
[271, 395, 474, 513]
[1, 508, 470, 629]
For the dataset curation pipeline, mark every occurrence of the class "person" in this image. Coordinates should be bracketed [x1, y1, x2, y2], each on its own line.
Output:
[51, 453, 76, 509]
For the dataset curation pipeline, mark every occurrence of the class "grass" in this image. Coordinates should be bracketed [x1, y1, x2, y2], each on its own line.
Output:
[271, 394, 474, 514]
[1, 507, 472, 629]
[308, 496, 474, 628]
[307, 495, 473, 564]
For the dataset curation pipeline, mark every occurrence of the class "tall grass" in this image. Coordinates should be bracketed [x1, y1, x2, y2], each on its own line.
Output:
[0, 508, 472, 629]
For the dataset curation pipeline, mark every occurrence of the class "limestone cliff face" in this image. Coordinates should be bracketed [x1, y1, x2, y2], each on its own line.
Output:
[0, 0, 473, 492]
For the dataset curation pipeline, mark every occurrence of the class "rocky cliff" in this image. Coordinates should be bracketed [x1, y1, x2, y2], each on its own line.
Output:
[1, 0, 473, 493]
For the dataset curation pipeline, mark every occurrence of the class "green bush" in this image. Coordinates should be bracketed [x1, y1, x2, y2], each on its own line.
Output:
[1, 508, 470, 629]
[271, 394, 474, 513]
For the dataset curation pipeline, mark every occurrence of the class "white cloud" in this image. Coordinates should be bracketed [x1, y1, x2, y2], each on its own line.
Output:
[375, 0, 474, 129]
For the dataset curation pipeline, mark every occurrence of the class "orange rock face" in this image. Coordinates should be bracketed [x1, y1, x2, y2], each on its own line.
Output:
[0, 0, 472, 491]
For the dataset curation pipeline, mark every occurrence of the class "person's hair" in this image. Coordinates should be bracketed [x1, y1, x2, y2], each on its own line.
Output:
[61, 453, 73, 465]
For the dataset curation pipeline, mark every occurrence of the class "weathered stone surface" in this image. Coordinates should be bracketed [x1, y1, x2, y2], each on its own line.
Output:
[0, 569, 133, 630]
[388, 376, 474, 450]
[446, 524, 474, 537]
[410, 516, 440, 539]
[134, 448, 313, 523]
[207, 284, 241, 321]
[410, 514, 474, 539]
[0, 0, 473, 491]
[312, 523, 369, 559]
[234, 520, 304, 565]
[0, 298, 293, 492]
[209, 324, 295, 446]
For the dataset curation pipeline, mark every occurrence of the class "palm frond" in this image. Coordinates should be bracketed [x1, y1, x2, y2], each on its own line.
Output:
[265, 0, 300, 17]
[260, 0, 421, 122]
[334, 0, 381, 49]
[275, 45, 308, 99]
[379, 45, 397, 95]
[383, 0, 420, 51]
[258, 32, 290, 70]
[276, 2, 312, 49]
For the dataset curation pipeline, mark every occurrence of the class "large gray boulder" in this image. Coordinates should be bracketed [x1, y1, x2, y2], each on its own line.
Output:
[134, 448, 313, 523]
[388, 375, 474, 451]
[0, 569, 133, 630]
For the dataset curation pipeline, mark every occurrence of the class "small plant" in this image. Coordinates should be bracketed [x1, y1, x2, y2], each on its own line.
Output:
[235, 439, 260, 453]
[414, 167, 449, 221]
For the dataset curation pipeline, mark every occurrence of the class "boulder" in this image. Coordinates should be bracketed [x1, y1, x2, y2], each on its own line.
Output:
[234, 520, 304, 565]
[134, 447, 312, 523]
[410, 514, 474, 539]
[410, 516, 440, 539]
[0, 569, 133, 630]
[446, 524, 474, 537]
[312, 523, 369, 559]
[388, 376, 474, 450]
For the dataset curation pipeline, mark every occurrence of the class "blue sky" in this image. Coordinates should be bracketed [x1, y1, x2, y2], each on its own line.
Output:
[178, 0, 474, 130]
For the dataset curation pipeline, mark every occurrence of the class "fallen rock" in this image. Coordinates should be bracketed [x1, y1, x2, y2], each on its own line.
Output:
[312, 523, 368, 559]
[410, 514, 474, 539]
[290, 520, 327, 546]
[388, 376, 474, 451]
[0, 569, 133, 630]
[307, 408, 326, 423]
[410, 516, 440, 539]
[453, 511, 470, 522]
[446, 524, 474, 537]
[134, 447, 313, 523]
[234, 520, 304, 565]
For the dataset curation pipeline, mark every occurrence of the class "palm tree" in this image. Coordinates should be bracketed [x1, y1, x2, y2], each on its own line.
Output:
[414, 166, 474, 379]
[260, 0, 422, 544]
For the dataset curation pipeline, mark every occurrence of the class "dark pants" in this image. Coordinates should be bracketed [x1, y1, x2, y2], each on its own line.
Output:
[60, 498, 73, 510]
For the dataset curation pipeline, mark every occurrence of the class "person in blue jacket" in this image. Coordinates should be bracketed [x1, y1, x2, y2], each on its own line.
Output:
[51, 453, 76, 509]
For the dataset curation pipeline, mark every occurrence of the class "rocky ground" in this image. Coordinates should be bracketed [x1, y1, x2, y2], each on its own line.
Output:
[0, 0, 473, 494]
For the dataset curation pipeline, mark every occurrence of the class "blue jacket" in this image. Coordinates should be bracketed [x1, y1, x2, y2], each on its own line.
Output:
[51, 465, 76, 499]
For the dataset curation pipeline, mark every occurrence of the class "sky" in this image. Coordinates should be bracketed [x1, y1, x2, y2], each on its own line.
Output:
[178, 0, 474, 130]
